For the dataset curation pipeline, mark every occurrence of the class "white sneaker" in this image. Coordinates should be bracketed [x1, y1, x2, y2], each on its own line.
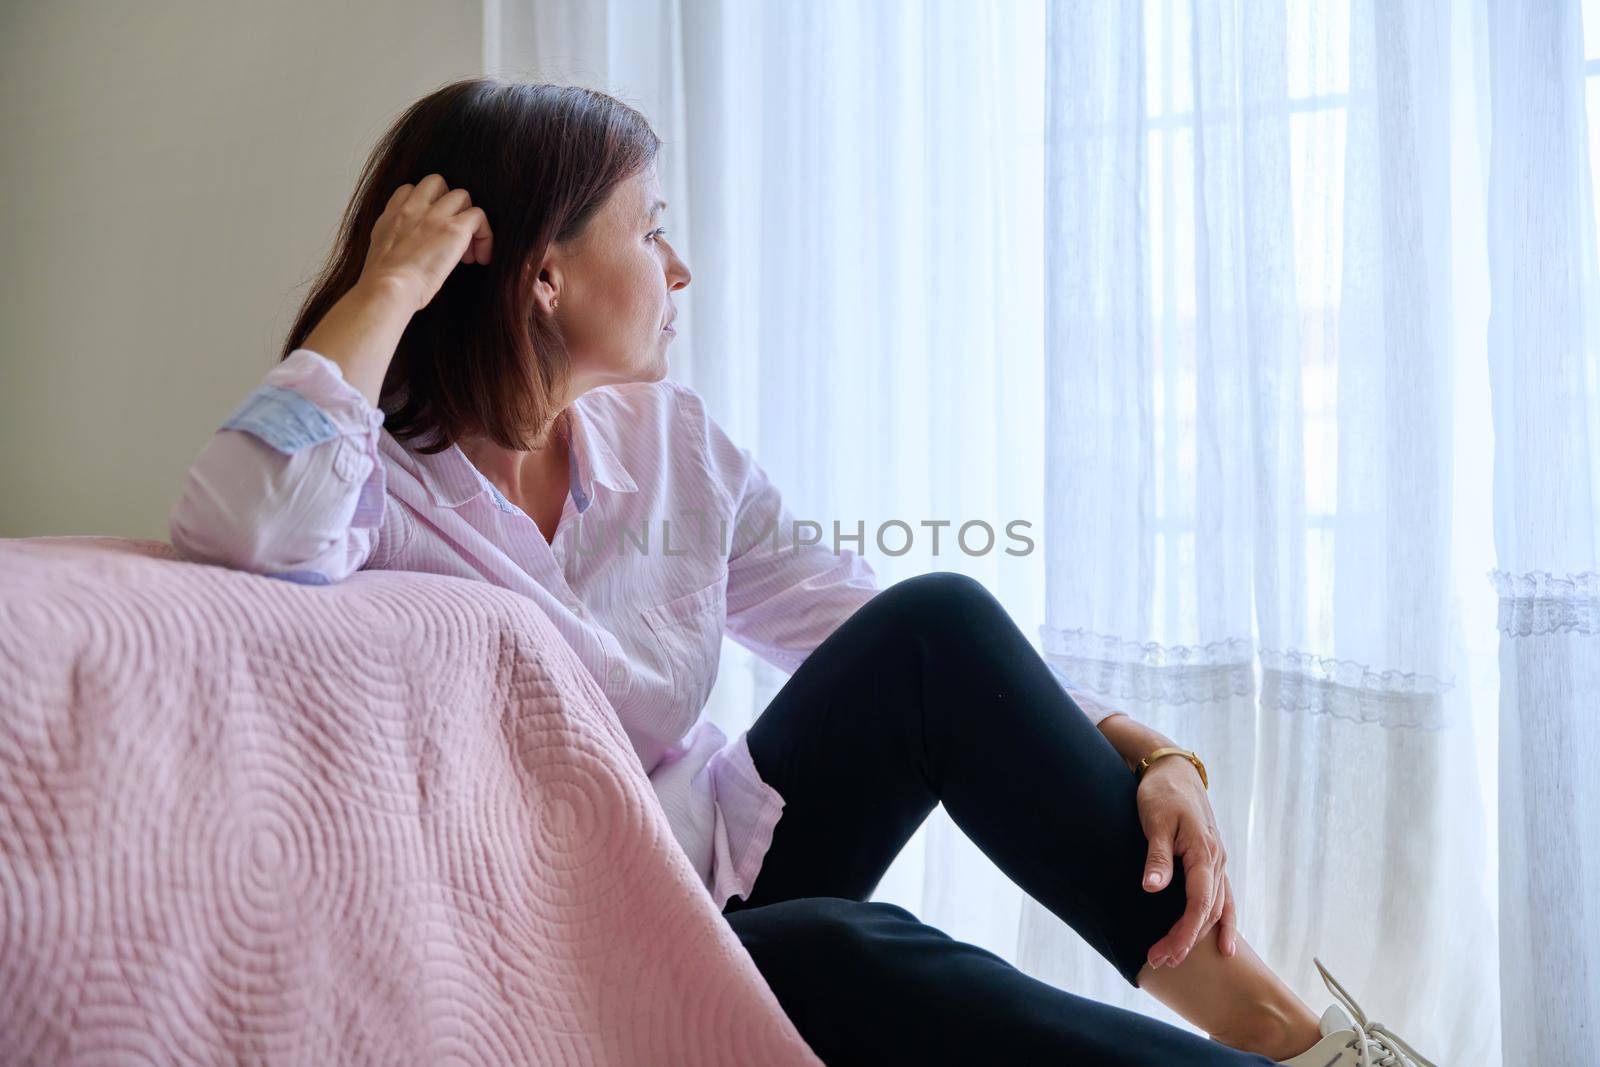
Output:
[1275, 957, 1437, 1067]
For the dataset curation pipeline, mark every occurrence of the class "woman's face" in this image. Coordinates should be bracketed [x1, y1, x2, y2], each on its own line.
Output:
[532, 163, 690, 393]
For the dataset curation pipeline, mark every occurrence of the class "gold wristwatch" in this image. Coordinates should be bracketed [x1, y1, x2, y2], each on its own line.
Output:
[1135, 746, 1208, 790]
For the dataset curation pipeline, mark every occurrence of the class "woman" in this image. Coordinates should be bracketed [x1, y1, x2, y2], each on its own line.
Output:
[170, 78, 1433, 1067]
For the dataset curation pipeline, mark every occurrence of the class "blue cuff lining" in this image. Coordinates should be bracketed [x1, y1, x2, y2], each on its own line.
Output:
[265, 569, 333, 586]
[220, 384, 340, 454]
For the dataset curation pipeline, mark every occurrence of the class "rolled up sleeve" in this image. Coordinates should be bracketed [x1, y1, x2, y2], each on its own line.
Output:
[169, 348, 388, 584]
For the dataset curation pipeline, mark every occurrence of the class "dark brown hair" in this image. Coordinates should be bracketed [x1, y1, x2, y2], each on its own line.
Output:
[280, 78, 661, 455]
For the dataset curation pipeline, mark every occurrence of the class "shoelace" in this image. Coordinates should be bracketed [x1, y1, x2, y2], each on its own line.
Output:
[1311, 956, 1438, 1067]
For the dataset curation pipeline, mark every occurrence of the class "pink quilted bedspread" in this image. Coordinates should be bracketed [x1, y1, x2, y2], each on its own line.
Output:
[0, 536, 821, 1066]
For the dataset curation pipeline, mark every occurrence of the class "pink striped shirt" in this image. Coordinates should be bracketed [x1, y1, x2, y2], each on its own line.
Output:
[170, 348, 1114, 909]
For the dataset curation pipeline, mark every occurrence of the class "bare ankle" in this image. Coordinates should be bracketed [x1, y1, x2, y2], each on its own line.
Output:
[1209, 1004, 1321, 1061]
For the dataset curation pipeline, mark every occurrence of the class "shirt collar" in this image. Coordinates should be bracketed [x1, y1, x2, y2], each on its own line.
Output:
[408, 395, 637, 514]
[563, 394, 638, 512]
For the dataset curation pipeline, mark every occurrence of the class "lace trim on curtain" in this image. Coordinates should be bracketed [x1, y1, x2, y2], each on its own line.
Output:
[1258, 649, 1451, 731]
[1488, 569, 1600, 636]
[1038, 625, 1256, 706]
[1041, 625, 1450, 729]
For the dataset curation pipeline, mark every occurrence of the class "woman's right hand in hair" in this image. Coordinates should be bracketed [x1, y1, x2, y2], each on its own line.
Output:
[300, 173, 490, 407]
[358, 173, 494, 314]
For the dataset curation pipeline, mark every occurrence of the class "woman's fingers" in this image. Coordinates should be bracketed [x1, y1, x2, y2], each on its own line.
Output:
[1217, 874, 1238, 956]
[1152, 844, 1209, 966]
[425, 189, 491, 266]
[1171, 848, 1215, 966]
[405, 172, 449, 213]
[428, 186, 472, 218]
[1142, 817, 1174, 891]
[1202, 880, 1225, 943]
[383, 182, 414, 217]
[1150, 824, 1217, 968]
[360, 174, 493, 310]
[462, 206, 492, 264]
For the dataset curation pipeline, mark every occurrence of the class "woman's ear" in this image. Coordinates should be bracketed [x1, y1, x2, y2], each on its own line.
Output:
[524, 259, 560, 317]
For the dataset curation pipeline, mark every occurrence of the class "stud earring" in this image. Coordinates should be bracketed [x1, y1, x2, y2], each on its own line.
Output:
[551, 298, 559, 310]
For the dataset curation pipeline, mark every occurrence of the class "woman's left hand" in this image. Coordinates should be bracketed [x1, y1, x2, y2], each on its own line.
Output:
[1135, 757, 1237, 969]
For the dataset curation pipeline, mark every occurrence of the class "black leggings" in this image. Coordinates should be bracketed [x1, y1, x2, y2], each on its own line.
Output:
[720, 572, 1277, 1066]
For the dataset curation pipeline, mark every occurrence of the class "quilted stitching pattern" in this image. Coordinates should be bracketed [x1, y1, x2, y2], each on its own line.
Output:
[0, 536, 822, 1067]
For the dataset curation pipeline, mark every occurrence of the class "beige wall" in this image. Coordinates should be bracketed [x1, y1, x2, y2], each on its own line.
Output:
[0, 1, 482, 539]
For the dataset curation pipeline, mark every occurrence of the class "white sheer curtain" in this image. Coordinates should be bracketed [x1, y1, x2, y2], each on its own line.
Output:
[492, 2, 1599, 1063]
[1487, 1, 1600, 1060]
[1039, 2, 1498, 1060]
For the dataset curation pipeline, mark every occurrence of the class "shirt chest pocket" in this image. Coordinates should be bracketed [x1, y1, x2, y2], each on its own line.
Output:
[641, 575, 728, 719]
